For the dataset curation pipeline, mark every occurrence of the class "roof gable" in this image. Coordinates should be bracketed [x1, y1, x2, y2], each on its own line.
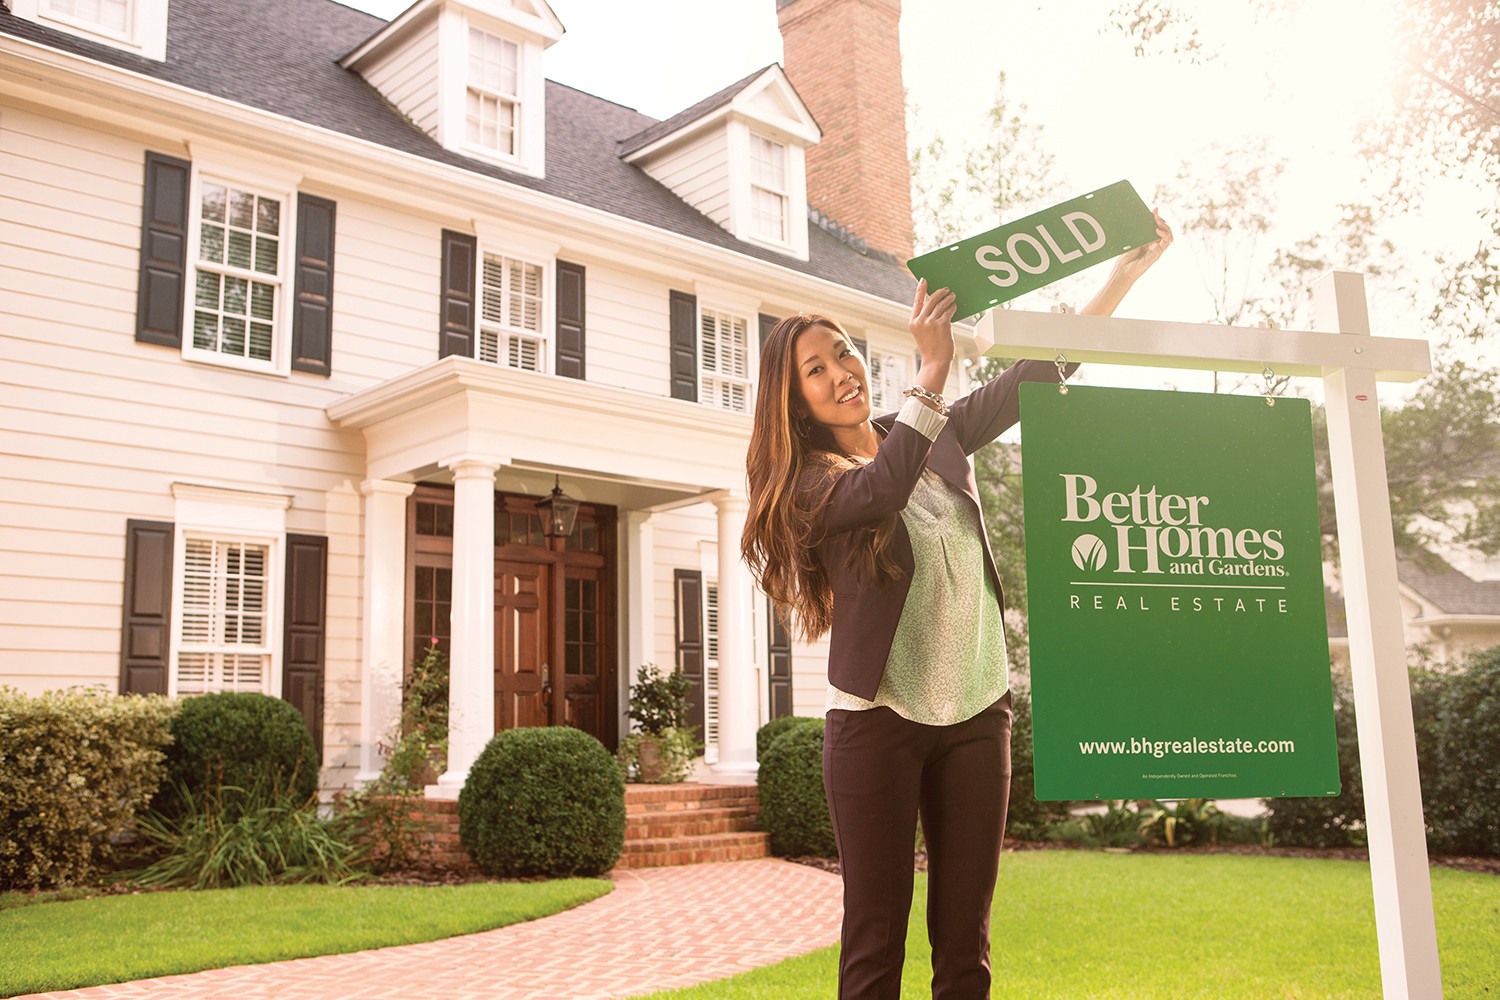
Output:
[619, 64, 818, 162]
[340, 0, 563, 68]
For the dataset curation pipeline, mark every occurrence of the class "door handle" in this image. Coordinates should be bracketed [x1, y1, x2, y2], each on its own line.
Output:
[541, 665, 552, 708]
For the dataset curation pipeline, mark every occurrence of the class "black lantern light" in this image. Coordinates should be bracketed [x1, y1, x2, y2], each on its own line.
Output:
[537, 475, 580, 539]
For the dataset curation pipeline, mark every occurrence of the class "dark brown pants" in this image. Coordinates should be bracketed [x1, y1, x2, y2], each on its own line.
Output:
[823, 693, 1012, 1000]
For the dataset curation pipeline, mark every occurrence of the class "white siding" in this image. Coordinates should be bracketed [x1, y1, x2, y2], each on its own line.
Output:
[0, 106, 387, 787]
[358, 14, 442, 138]
[639, 128, 731, 229]
[578, 261, 671, 394]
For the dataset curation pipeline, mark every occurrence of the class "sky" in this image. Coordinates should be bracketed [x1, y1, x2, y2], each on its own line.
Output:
[340, 0, 1486, 397]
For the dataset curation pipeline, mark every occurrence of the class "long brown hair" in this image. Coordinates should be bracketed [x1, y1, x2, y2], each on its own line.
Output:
[741, 313, 903, 641]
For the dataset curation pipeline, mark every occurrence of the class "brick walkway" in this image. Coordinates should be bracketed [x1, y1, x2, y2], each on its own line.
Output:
[18, 860, 844, 1000]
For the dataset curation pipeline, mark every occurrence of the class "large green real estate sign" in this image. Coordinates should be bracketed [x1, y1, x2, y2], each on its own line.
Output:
[1020, 384, 1340, 801]
[907, 180, 1159, 320]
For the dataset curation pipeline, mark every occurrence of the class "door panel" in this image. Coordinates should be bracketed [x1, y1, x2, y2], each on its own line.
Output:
[562, 572, 603, 739]
[496, 561, 549, 730]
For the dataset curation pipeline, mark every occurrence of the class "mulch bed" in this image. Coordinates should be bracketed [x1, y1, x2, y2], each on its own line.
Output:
[788, 839, 1500, 877]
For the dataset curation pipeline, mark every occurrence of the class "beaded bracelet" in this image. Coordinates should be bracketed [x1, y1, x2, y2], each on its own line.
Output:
[901, 384, 948, 415]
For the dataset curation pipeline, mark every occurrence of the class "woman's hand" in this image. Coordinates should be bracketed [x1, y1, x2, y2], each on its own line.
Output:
[1079, 209, 1174, 317]
[909, 279, 957, 397]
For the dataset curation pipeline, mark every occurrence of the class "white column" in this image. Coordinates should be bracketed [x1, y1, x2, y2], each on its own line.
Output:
[625, 510, 656, 709]
[710, 493, 759, 778]
[1316, 271, 1443, 999]
[433, 455, 503, 795]
[357, 479, 415, 785]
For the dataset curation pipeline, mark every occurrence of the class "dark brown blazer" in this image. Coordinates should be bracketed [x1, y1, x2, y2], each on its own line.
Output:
[810, 358, 1073, 701]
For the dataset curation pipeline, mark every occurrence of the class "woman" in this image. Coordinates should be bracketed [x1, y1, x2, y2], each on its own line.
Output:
[741, 213, 1172, 999]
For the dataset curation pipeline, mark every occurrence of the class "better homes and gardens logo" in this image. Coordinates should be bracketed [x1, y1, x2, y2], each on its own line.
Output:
[1060, 473, 1292, 616]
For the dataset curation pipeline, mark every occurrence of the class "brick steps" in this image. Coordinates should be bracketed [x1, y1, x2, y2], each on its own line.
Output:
[387, 782, 768, 872]
[615, 783, 769, 870]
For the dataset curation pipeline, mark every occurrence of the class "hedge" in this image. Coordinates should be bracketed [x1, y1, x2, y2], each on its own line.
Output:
[0, 688, 175, 889]
[758, 720, 836, 858]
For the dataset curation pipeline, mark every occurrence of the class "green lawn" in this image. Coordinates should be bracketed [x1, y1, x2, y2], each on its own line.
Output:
[0, 878, 612, 997]
[639, 853, 1500, 1000]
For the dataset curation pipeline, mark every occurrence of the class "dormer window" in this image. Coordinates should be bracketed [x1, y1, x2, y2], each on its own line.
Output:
[10, 0, 168, 59]
[467, 29, 521, 159]
[750, 134, 789, 245]
[46, 0, 129, 33]
[340, 1, 562, 179]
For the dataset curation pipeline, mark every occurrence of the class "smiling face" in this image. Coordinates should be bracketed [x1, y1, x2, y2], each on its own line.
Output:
[792, 321, 871, 436]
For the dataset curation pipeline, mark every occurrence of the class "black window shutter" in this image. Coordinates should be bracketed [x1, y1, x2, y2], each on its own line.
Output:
[668, 290, 698, 402]
[758, 312, 778, 352]
[135, 152, 191, 348]
[555, 260, 586, 379]
[851, 336, 868, 358]
[291, 193, 336, 376]
[767, 599, 793, 721]
[673, 569, 705, 735]
[283, 533, 328, 757]
[439, 229, 478, 359]
[119, 519, 174, 695]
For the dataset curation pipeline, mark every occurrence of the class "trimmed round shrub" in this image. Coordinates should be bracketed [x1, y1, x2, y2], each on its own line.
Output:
[459, 726, 625, 877]
[755, 715, 821, 762]
[758, 720, 836, 858]
[154, 692, 318, 816]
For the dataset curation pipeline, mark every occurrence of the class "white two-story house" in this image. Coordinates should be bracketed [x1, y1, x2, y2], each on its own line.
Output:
[0, 0, 953, 791]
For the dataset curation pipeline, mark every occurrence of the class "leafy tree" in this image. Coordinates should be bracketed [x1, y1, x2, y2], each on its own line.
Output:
[1311, 357, 1500, 561]
[909, 72, 1060, 254]
[1106, 0, 1500, 343]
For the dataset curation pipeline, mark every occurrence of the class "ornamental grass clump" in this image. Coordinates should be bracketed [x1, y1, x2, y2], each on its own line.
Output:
[758, 719, 837, 858]
[459, 726, 625, 877]
[0, 687, 175, 889]
[153, 692, 318, 819]
[127, 779, 365, 889]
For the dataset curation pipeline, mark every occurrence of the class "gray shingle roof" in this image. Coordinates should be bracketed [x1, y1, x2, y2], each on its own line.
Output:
[0, 0, 915, 306]
[617, 64, 772, 158]
[1397, 555, 1500, 617]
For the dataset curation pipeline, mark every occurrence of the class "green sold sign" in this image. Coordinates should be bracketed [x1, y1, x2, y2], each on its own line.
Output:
[1020, 384, 1340, 801]
[907, 180, 1159, 320]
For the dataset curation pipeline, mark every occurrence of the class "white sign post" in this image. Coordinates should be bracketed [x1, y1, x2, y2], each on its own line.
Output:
[973, 270, 1441, 999]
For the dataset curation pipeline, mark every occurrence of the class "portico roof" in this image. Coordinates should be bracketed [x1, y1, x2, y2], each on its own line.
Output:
[326, 357, 752, 509]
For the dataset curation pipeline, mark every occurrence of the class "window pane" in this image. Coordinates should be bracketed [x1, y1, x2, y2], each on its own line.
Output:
[221, 316, 246, 355]
[223, 275, 247, 315]
[248, 323, 273, 362]
[193, 312, 218, 351]
[256, 197, 280, 236]
[226, 228, 253, 269]
[228, 189, 255, 230]
[200, 222, 225, 265]
[201, 183, 226, 223]
[253, 236, 278, 275]
[196, 271, 220, 309]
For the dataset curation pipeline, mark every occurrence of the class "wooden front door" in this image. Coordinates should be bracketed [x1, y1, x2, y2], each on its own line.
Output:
[408, 486, 619, 749]
[496, 559, 550, 730]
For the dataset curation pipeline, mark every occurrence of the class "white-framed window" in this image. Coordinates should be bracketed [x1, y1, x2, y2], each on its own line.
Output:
[187, 176, 289, 372]
[479, 252, 546, 371]
[13, 0, 167, 60]
[749, 134, 789, 245]
[868, 348, 911, 412]
[176, 537, 272, 695]
[700, 308, 752, 412]
[467, 28, 521, 158]
[704, 582, 721, 751]
[46, 0, 130, 32]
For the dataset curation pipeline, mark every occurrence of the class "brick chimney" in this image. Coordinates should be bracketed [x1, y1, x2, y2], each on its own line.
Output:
[777, 0, 913, 259]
